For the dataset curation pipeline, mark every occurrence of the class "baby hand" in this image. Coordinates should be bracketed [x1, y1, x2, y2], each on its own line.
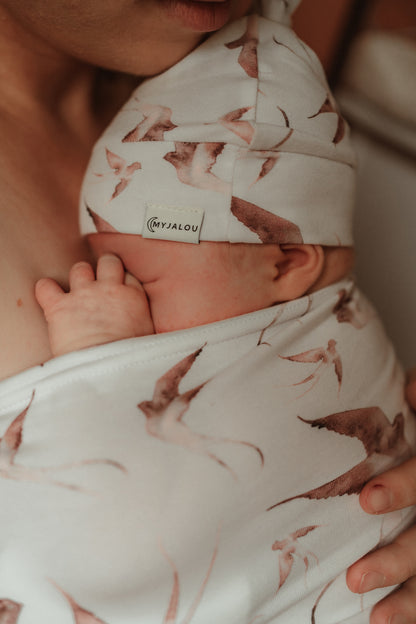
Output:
[35, 254, 154, 357]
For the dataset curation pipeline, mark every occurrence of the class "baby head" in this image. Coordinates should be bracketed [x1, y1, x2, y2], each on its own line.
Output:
[89, 232, 353, 332]
[81, 1, 356, 331]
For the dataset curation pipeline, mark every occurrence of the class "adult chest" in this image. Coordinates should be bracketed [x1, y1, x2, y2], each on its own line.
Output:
[0, 137, 92, 380]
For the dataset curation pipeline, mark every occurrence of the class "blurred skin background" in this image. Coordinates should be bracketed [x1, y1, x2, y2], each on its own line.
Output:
[294, 0, 416, 371]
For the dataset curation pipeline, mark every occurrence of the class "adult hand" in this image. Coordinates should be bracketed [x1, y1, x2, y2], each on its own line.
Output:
[346, 368, 416, 624]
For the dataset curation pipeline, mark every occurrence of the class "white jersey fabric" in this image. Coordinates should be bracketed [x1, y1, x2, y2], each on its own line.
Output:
[0, 279, 415, 623]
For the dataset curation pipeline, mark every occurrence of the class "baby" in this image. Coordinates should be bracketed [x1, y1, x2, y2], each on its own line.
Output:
[33, 0, 416, 622]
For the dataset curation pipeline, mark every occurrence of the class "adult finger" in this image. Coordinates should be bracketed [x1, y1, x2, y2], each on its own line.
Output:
[35, 278, 64, 311]
[347, 522, 416, 594]
[369, 575, 416, 624]
[68, 261, 95, 290]
[406, 367, 416, 409]
[359, 458, 416, 514]
[96, 254, 124, 283]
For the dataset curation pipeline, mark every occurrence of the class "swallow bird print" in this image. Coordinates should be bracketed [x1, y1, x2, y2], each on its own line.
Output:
[0, 599, 22, 623]
[161, 529, 220, 624]
[163, 142, 230, 194]
[231, 197, 303, 244]
[138, 347, 264, 479]
[0, 391, 126, 493]
[52, 583, 108, 624]
[122, 101, 177, 142]
[225, 14, 259, 79]
[333, 289, 371, 329]
[95, 148, 141, 200]
[272, 525, 319, 593]
[267, 407, 412, 510]
[219, 107, 254, 144]
[308, 95, 345, 145]
[279, 339, 342, 396]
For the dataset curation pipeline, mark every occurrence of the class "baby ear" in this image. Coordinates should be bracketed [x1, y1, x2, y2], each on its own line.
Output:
[272, 244, 325, 302]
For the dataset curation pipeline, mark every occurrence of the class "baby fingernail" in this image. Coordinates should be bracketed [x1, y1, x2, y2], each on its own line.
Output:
[359, 572, 386, 593]
[367, 485, 393, 513]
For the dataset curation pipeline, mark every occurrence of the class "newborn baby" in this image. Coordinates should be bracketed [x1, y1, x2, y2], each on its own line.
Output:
[31, 1, 416, 622]
[35, 240, 350, 356]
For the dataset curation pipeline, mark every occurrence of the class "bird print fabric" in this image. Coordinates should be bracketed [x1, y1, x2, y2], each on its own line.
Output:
[80, 7, 356, 246]
[0, 279, 414, 623]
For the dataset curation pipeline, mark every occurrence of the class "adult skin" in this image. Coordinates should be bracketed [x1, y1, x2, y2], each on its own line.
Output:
[0, 1, 415, 620]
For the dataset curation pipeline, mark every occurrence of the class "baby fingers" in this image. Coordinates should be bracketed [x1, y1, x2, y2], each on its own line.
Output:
[35, 278, 65, 311]
[96, 254, 125, 284]
[69, 261, 95, 290]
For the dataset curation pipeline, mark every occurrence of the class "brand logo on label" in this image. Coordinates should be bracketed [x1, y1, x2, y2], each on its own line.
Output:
[146, 217, 199, 234]
[142, 203, 204, 244]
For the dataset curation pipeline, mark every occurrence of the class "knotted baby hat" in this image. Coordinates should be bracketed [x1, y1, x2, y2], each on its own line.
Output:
[80, 0, 356, 246]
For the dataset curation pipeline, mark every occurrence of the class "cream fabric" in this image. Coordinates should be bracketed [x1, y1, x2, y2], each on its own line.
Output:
[80, 8, 356, 245]
[0, 280, 414, 623]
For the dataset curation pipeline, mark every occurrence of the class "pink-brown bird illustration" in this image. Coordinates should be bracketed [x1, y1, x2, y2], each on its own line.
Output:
[163, 142, 230, 194]
[1, 391, 126, 493]
[138, 347, 264, 480]
[279, 339, 342, 396]
[0, 599, 22, 623]
[267, 407, 412, 510]
[51, 583, 108, 624]
[308, 95, 345, 145]
[225, 14, 259, 78]
[85, 205, 118, 233]
[311, 578, 336, 624]
[95, 148, 141, 200]
[257, 308, 286, 347]
[161, 528, 219, 624]
[247, 125, 294, 187]
[272, 525, 319, 593]
[332, 289, 371, 329]
[219, 107, 254, 144]
[231, 197, 303, 244]
[122, 101, 177, 142]
[249, 150, 280, 186]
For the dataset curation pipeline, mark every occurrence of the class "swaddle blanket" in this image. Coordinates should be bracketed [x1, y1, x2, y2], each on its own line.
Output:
[0, 279, 414, 624]
[80, 5, 356, 246]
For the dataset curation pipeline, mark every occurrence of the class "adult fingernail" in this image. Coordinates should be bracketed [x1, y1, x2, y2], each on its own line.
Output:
[367, 485, 393, 513]
[358, 572, 386, 593]
[388, 615, 409, 624]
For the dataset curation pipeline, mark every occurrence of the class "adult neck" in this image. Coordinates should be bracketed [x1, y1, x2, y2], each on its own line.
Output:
[0, 7, 100, 145]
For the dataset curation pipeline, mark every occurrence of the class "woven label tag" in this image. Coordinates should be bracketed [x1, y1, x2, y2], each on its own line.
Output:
[142, 203, 204, 244]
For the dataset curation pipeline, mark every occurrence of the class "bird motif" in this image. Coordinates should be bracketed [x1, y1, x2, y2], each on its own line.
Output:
[332, 289, 372, 329]
[0, 391, 126, 493]
[94, 148, 141, 200]
[267, 407, 412, 510]
[85, 205, 118, 233]
[161, 529, 219, 624]
[51, 583, 108, 624]
[231, 197, 303, 244]
[279, 339, 342, 396]
[308, 95, 345, 145]
[138, 347, 264, 480]
[0, 599, 22, 624]
[218, 107, 254, 144]
[225, 14, 259, 79]
[257, 308, 286, 347]
[122, 101, 177, 142]
[272, 525, 319, 593]
[163, 142, 230, 194]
